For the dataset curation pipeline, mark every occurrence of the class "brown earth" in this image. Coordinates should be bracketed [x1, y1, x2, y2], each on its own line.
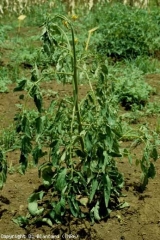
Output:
[0, 75, 160, 240]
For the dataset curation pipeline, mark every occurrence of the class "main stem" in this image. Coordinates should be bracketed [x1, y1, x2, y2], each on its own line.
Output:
[70, 26, 85, 153]
[54, 15, 85, 153]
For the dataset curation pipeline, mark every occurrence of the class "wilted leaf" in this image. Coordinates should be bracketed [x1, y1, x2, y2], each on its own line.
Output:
[28, 192, 44, 216]
[56, 168, 67, 192]
[14, 80, 27, 92]
[150, 147, 158, 161]
[148, 162, 156, 179]
[90, 201, 101, 221]
[89, 179, 98, 203]
[118, 202, 130, 209]
[42, 218, 53, 227]
[103, 175, 111, 208]
[34, 93, 43, 113]
[68, 196, 79, 217]
[78, 197, 88, 207]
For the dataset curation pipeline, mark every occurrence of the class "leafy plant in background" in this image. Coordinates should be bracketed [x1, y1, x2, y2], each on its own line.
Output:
[125, 56, 160, 74]
[122, 124, 159, 191]
[108, 63, 153, 110]
[0, 125, 19, 151]
[94, 3, 160, 59]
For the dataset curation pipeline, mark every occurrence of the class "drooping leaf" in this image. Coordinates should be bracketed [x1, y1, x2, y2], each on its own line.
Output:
[38, 163, 53, 187]
[21, 135, 32, 154]
[85, 133, 92, 152]
[56, 168, 67, 192]
[42, 218, 53, 227]
[150, 147, 158, 161]
[68, 196, 79, 217]
[118, 202, 130, 209]
[103, 175, 111, 208]
[32, 145, 47, 165]
[79, 197, 89, 207]
[35, 116, 45, 134]
[28, 191, 44, 216]
[90, 201, 101, 221]
[101, 64, 108, 75]
[148, 162, 156, 179]
[30, 85, 37, 98]
[31, 64, 39, 82]
[22, 115, 31, 138]
[14, 79, 27, 92]
[19, 152, 28, 174]
[89, 179, 98, 203]
[34, 93, 43, 113]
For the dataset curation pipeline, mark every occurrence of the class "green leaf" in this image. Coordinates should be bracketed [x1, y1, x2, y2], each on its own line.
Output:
[12, 216, 29, 227]
[35, 116, 43, 134]
[40, 164, 53, 187]
[68, 196, 79, 217]
[103, 175, 111, 208]
[30, 85, 37, 98]
[32, 146, 47, 165]
[34, 93, 43, 113]
[90, 201, 101, 221]
[28, 191, 44, 216]
[150, 147, 158, 161]
[89, 179, 98, 203]
[148, 162, 156, 179]
[19, 152, 28, 174]
[28, 191, 44, 202]
[56, 168, 67, 192]
[31, 64, 39, 82]
[42, 218, 53, 227]
[85, 133, 92, 152]
[21, 135, 32, 154]
[31, 72, 38, 82]
[101, 64, 108, 75]
[14, 79, 27, 92]
[55, 202, 62, 216]
[43, 43, 51, 56]
[22, 115, 31, 138]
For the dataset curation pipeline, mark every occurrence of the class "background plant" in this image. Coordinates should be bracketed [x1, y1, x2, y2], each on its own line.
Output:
[93, 4, 160, 59]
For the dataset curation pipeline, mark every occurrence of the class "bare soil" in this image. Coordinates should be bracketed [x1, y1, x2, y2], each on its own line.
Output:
[0, 75, 160, 240]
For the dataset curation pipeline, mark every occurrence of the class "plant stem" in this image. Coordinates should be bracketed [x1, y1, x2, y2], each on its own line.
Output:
[70, 24, 85, 153]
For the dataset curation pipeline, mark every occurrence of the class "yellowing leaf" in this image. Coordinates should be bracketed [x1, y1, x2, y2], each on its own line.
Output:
[18, 15, 26, 21]
[76, 196, 88, 207]
[71, 14, 78, 21]
[88, 26, 99, 34]
[79, 197, 88, 206]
